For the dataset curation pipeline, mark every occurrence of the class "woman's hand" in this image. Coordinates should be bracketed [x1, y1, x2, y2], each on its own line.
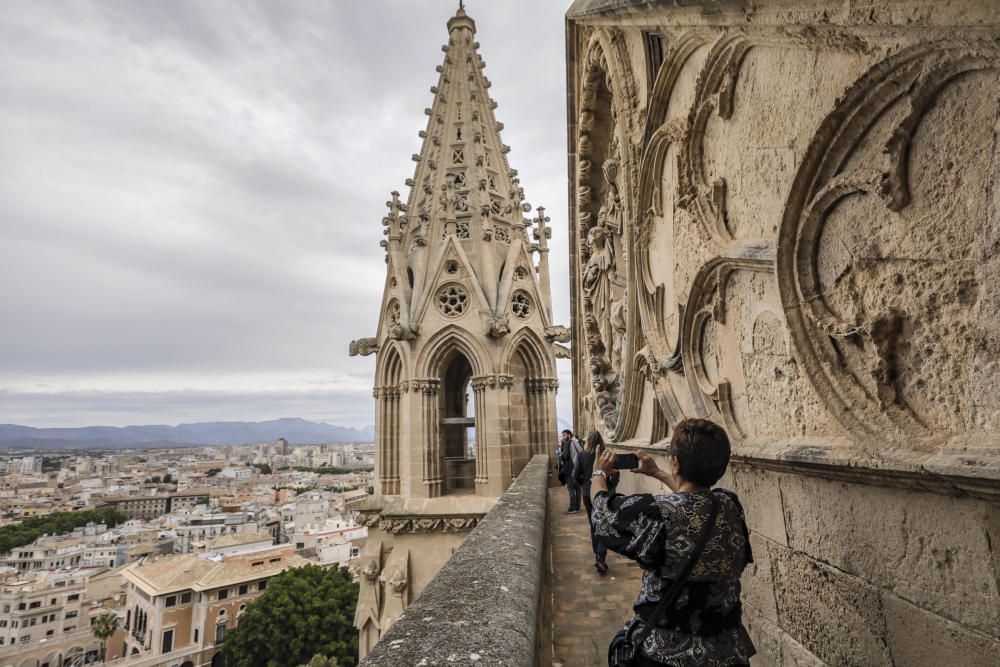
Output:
[596, 448, 615, 475]
[633, 451, 660, 477]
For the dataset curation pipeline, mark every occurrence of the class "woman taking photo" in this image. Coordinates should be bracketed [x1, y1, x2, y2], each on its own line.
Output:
[590, 418, 755, 666]
[574, 431, 618, 574]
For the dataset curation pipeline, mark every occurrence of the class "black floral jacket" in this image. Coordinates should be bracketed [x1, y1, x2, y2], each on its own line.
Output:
[592, 489, 756, 666]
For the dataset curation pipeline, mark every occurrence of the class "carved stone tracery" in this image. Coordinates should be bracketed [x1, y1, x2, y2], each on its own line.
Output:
[777, 40, 1000, 447]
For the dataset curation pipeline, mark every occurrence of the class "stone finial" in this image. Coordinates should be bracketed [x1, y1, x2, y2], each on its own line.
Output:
[383, 191, 408, 244]
[532, 206, 551, 253]
[506, 181, 530, 225]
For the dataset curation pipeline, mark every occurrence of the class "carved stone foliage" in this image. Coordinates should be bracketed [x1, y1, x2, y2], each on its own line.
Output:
[378, 516, 480, 534]
[526, 378, 559, 394]
[410, 379, 441, 396]
[777, 40, 1000, 447]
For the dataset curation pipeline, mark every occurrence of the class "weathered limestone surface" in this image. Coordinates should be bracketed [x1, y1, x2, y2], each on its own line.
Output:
[567, 0, 1000, 665]
[361, 455, 549, 667]
[351, 7, 561, 658]
[566, 1, 1000, 663]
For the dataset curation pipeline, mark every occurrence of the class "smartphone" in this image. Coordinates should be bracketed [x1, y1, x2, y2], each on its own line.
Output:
[612, 453, 639, 470]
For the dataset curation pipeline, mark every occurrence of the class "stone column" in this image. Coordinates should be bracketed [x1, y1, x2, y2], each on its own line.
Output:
[470, 375, 494, 488]
[415, 379, 442, 497]
[383, 386, 402, 495]
[496, 374, 514, 488]
[373, 386, 387, 494]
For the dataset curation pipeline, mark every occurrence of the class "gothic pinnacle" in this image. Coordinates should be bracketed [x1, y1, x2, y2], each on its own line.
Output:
[532, 207, 551, 253]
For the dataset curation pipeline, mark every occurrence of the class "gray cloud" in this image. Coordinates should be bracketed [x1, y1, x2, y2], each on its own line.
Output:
[0, 0, 572, 429]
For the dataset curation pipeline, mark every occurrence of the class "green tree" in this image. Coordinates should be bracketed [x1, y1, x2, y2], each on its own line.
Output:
[299, 656, 340, 667]
[0, 508, 127, 555]
[253, 463, 272, 475]
[206, 468, 222, 477]
[92, 611, 120, 662]
[223, 565, 358, 667]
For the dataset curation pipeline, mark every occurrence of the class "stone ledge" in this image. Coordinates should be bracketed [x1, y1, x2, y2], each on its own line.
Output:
[361, 455, 549, 667]
[612, 437, 1000, 503]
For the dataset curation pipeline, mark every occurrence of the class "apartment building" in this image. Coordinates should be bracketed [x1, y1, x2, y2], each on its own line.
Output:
[166, 511, 256, 554]
[2, 539, 87, 572]
[102, 490, 211, 521]
[0, 565, 129, 667]
[290, 522, 364, 568]
[119, 545, 309, 661]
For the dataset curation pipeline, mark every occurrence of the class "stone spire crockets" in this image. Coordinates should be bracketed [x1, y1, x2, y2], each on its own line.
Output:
[374, 4, 553, 342]
[350, 8, 562, 658]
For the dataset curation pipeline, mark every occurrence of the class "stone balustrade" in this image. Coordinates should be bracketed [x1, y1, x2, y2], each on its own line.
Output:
[361, 454, 549, 666]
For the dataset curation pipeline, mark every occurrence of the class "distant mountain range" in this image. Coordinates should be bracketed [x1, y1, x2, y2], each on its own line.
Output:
[0, 418, 375, 450]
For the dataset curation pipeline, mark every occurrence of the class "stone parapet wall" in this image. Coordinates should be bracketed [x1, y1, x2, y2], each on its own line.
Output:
[360, 455, 549, 666]
[566, 0, 1000, 664]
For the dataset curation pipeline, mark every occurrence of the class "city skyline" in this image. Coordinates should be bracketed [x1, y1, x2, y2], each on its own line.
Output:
[0, 0, 572, 428]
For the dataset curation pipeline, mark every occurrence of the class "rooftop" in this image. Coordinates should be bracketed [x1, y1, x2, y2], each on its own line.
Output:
[123, 545, 310, 596]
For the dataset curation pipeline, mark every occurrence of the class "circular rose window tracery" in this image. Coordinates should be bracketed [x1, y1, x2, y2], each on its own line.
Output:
[436, 284, 469, 317]
[511, 291, 531, 319]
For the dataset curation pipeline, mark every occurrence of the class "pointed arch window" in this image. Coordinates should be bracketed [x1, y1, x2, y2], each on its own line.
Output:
[440, 352, 476, 494]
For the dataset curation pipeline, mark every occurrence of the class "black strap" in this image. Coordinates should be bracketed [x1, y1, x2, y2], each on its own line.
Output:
[630, 491, 719, 651]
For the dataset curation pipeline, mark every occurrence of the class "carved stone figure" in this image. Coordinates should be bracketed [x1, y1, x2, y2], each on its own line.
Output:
[598, 159, 623, 235]
[582, 225, 616, 351]
[609, 289, 627, 373]
[349, 337, 380, 357]
[362, 559, 379, 583]
[384, 567, 407, 597]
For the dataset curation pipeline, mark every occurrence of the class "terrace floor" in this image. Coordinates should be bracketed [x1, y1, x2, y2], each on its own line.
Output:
[547, 486, 639, 667]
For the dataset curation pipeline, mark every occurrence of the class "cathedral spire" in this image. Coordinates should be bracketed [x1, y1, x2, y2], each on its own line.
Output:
[352, 10, 561, 655]
[383, 4, 551, 339]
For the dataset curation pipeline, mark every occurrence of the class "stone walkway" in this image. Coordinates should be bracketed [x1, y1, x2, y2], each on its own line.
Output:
[547, 487, 639, 667]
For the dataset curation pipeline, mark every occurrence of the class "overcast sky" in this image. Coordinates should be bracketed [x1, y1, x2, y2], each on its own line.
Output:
[0, 0, 573, 429]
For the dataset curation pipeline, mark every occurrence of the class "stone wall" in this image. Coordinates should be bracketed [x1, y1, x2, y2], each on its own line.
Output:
[566, 1, 1000, 664]
[360, 455, 549, 667]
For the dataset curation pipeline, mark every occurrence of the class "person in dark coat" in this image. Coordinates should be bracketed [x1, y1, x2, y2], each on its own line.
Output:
[575, 430, 619, 573]
[557, 429, 583, 513]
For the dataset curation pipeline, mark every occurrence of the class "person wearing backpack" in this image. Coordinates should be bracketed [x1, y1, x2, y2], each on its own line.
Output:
[575, 430, 619, 574]
[591, 419, 755, 666]
[557, 429, 583, 513]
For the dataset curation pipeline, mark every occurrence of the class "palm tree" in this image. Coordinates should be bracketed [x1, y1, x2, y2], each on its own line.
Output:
[91, 611, 120, 663]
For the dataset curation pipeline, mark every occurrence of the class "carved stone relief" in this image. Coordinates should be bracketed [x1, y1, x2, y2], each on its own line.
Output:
[576, 33, 639, 437]
[575, 26, 1000, 456]
[777, 40, 1000, 447]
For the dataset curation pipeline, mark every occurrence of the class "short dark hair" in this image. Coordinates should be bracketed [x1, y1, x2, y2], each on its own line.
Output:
[669, 419, 730, 487]
[561, 429, 573, 436]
